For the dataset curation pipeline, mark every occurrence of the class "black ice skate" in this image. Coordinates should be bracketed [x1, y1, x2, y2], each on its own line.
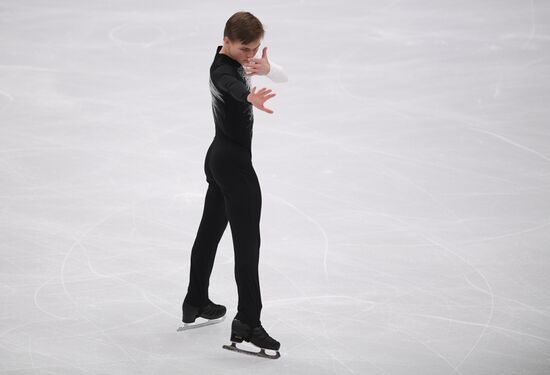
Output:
[177, 300, 226, 331]
[222, 318, 281, 359]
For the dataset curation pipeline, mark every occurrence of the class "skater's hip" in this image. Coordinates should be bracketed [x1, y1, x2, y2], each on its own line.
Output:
[210, 136, 252, 160]
[205, 135, 254, 174]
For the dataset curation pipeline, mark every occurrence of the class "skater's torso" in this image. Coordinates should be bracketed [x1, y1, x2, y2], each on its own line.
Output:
[209, 45, 254, 151]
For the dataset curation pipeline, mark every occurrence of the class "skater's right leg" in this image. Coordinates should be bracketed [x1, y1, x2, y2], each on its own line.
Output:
[209, 138, 281, 357]
[210, 140, 263, 327]
[225, 182, 263, 328]
[223, 318, 280, 359]
[230, 318, 280, 350]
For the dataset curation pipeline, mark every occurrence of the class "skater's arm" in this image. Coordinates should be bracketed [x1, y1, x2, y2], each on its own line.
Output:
[265, 60, 288, 83]
[243, 47, 288, 83]
[213, 66, 251, 103]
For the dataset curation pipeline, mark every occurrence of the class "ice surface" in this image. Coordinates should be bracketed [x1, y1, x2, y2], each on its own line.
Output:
[1, 0, 550, 374]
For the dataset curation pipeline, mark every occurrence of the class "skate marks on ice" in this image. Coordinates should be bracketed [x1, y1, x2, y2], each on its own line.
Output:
[222, 341, 281, 360]
[177, 316, 226, 332]
[0, 89, 14, 111]
[266, 192, 330, 281]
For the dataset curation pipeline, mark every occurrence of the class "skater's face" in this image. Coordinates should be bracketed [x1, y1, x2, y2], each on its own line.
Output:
[222, 37, 261, 65]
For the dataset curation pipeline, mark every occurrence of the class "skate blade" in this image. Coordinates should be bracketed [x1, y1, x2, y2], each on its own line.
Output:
[222, 342, 280, 360]
[177, 316, 226, 332]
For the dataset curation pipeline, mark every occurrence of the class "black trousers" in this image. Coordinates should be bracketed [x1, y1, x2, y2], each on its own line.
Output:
[184, 136, 262, 327]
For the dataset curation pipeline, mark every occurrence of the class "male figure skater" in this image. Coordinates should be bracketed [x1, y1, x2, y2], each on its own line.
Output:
[180, 11, 287, 359]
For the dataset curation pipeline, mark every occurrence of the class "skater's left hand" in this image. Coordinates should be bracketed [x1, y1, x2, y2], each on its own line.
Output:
[243, 47, 271, 77]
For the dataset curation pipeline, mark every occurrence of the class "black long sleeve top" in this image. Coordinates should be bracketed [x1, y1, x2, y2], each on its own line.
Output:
[209, 45, 254, 150]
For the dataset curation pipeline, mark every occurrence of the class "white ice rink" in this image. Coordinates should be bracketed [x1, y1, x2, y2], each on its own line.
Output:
[1, 0, 550, 374]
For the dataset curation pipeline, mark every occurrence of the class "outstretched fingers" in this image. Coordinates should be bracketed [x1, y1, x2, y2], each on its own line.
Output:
[262, 106, 274, 114]
[249, 86, 276, 114]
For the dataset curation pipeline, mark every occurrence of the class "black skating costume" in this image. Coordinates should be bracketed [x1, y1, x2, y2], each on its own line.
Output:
[182, 45, 287, 358]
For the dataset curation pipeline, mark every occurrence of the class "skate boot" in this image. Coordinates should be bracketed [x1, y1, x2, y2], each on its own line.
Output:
[222, 318, 281, 359]
[177, 300, 226, 331]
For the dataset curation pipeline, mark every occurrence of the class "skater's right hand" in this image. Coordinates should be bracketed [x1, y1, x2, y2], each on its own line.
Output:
[247, 86, 276, 114]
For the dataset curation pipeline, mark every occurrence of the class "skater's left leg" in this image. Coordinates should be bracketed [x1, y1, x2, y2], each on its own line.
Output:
[184, 181, 228, 308]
